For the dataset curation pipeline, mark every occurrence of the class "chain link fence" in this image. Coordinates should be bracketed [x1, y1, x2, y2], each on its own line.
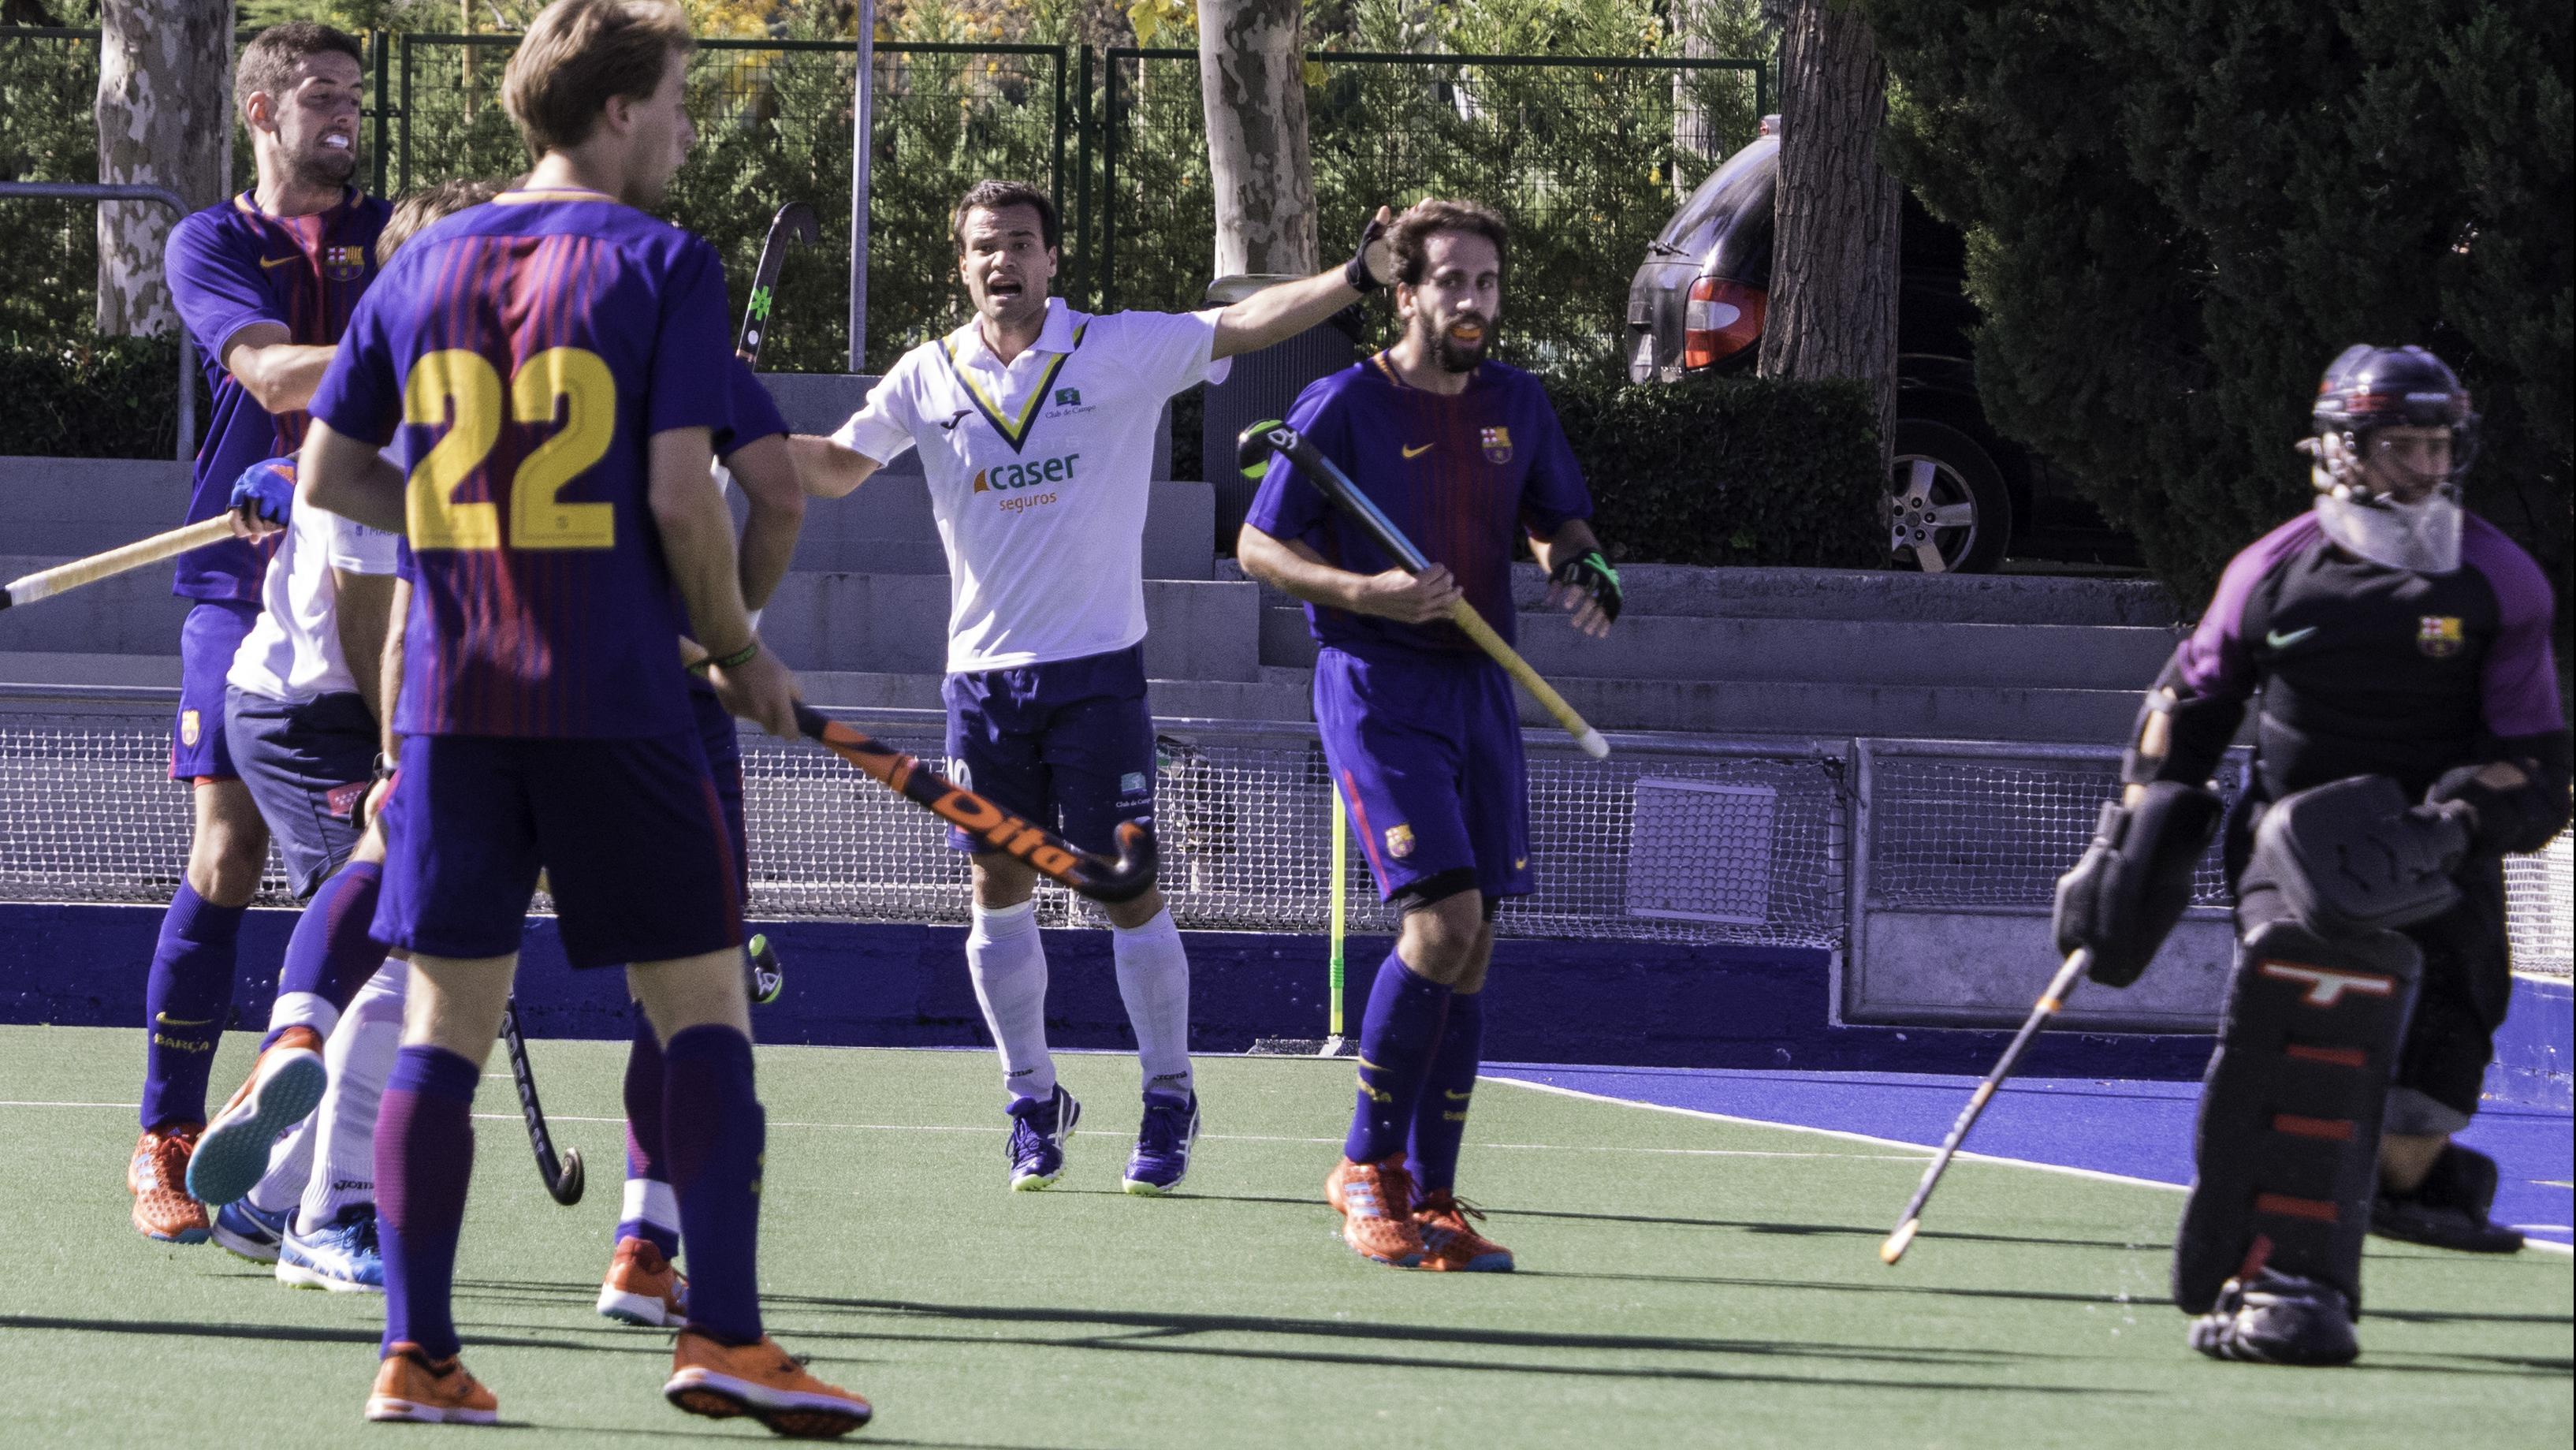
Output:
[4, 29, 1758, 379]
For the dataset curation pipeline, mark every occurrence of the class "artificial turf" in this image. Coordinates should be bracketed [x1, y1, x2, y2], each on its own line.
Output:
[2, 1023, 2567, 1448]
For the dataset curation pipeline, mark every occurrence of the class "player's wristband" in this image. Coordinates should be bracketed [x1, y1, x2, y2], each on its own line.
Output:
[1548, 548, 1623, 623]
[1344, 213, 1392, 293]
[709, 639, 761, 670]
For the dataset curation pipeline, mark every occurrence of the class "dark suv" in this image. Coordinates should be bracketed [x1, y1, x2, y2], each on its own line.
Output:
[1625, 131, 2128, 572]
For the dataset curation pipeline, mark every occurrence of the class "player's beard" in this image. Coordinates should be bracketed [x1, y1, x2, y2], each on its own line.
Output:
[1424, 313, 1490, 374]
[292, 142, 356, 194]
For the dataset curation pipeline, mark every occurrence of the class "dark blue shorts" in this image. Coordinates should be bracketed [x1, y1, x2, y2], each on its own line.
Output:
[171, 601, 259, 781]
[687, 678, 750, 893]
[1314, 645, 1532, 902]
[371, 731, 742, 970]
[941, 644, 1155, 856]
[225, 686, 374, 898]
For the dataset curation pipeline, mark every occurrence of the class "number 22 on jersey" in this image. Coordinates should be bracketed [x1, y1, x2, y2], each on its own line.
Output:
[404, 346, 617, 551]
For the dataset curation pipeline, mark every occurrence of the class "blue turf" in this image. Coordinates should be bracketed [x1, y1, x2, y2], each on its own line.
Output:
[1483, 1061, 2574, 1249]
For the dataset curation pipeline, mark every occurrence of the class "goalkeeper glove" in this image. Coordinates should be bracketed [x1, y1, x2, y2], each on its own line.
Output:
[229, 457, 296, 528]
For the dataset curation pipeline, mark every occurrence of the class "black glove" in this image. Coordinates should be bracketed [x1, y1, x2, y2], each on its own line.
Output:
[2426, 758, 2568, 857]
[1547, 548, 1622, 624]
[2052, 781, 2224, 988]
[1344, 211, 1393, 293]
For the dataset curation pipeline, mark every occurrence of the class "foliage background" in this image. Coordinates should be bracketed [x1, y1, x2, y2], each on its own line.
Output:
[1865, 0, 2572, 611]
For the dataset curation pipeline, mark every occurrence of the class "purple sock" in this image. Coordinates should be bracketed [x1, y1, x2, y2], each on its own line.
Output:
[378, 1045, 478, 1361]
[1342, 952, 1452, 1165]
[140, 881, 246, 1130]
[1406, 985, 1483, 1195]
[261, 862, 389, 1050]
[664, 1024, 765, 1344]
[619, 1003, 679, 1258]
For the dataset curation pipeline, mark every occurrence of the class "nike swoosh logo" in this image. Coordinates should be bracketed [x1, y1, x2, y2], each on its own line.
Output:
[2265, 626, 2320, 650]
[1402, 443, 1433, 459]
[259, 255, 301, 269]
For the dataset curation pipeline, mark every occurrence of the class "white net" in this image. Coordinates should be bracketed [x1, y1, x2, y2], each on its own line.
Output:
[0, 703, 1847, 949]
[3, 698, 2561, 978]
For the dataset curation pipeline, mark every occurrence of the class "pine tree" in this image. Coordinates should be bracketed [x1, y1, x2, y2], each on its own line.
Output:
[1864, 0, 2571, 612]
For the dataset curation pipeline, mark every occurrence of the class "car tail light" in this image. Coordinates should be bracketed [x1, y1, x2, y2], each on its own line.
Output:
[1683, 277, 1765, 370]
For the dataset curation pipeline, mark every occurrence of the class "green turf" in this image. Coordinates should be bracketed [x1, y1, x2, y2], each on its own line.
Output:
[1, 1025, 2567, 1448]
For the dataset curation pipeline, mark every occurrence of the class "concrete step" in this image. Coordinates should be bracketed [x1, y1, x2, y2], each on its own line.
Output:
[0, 457, 195, 557]
[1223, 557, 2187, 627]
[0, 557, 193, 656]
[0, 650, 182, 690]
[767, 575, 1264, 682]
[791, 665, 1314, 723]
[788, 475, 1215, 581]
[1259, 602, 2180, 691]
[1537, 675, 2140, 741]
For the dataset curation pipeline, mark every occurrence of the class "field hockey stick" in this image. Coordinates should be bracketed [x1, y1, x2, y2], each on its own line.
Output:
[735, 202, 821, 365]
[1879, 947, 2091, 1265]
[1237, 420, 1610, 759]
[497, 997, 585, 1206]
[1, 516, 233, 610]
[795, 703, 1157, 903]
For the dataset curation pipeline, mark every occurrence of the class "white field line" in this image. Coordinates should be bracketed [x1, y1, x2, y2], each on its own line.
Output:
[0, 1098, 1917, 1161]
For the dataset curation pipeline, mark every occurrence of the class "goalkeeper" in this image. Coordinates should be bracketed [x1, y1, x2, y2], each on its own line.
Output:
[2052, 344, 2568, 1366]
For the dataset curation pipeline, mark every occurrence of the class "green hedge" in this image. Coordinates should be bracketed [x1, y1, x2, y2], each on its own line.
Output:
[0, 335, 201, 460]
[1550, 374, 1885, 568]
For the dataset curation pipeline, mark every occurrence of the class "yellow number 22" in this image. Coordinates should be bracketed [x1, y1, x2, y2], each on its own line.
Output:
[404, 346, 617, 551]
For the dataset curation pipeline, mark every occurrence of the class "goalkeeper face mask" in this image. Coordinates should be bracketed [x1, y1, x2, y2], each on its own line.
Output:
[2306, 429, 2466, 575]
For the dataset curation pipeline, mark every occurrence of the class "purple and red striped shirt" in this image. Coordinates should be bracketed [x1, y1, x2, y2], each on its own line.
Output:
[309, 189, 735, 740]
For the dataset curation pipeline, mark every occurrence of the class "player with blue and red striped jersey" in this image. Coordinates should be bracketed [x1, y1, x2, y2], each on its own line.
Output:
[128, 20, 391, 1247]
[1239, 199, 1620, 1275]
[295, 1, 865, 1434]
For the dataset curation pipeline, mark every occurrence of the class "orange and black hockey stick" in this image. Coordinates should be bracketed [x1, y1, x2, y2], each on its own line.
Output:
[795, 704, 1157, 903]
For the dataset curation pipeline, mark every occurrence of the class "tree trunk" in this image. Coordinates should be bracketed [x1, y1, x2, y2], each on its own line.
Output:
[95, 0, 234, 337]
[1757, 0, 1897, 464]
[1197, 0, 1317, 277]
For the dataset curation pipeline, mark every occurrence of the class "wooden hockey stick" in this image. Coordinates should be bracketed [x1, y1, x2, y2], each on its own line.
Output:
[2, 516, 234, 611]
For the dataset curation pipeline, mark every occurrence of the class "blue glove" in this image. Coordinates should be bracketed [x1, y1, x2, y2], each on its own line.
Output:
[229, 457, 296, 527]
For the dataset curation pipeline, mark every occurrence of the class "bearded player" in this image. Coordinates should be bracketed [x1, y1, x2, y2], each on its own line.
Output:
[297, 0, 865, 1431]
[798, 181, 1390, 1195]
[135, 20, 388, 1245]
[1237, 199, 1621, 1272]
[2051, 344, 2568, 1365]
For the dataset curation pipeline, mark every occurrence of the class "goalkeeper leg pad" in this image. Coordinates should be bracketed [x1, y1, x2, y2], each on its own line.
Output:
[2172, 918, 2422, 1316]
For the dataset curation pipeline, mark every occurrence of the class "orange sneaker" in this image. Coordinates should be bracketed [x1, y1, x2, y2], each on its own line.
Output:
[128, 1127, 210, 1243]
[1414, 1190, 1514, 1272]
[597, 1236, 690, 1328]
[189, 1024, 326, 1208]
[1325, 1155, 1424, 1268]
[364, 1342, 499, 1425]
[664, 1328, 873, 1438]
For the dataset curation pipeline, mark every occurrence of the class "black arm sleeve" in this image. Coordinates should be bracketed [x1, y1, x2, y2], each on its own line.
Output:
[2121, 654, 2247, 788]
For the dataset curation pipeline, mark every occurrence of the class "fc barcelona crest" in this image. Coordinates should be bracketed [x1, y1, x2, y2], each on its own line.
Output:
[179, 710, 200, 747]
[1480, 426, 1513, 464]
[323, 244, 367, 282]
[2417, 615, 2464, 658]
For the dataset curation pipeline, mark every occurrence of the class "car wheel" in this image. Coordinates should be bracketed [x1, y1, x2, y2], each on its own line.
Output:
[1885, 419, 2013, 574]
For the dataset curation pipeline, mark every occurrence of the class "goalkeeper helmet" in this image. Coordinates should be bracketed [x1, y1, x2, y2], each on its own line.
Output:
[2304, 345, 2476, 574]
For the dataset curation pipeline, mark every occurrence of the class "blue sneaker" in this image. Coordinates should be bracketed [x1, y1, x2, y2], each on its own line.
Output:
[277, 1206, 384, 1293]
[188, 1027, 326, 1207]
[210, 1198, 289, 1263]
[1005, 1085, 1081, 1191]
[1122, 1092, 1201, 1196]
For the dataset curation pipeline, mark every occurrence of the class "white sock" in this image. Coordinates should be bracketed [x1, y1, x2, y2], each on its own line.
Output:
[266, 990, 340, 1041]
[621, 1176, 680, 1244]
[248, 1116, 313, 1215]
[1112, 908, 1193, 1099]
[298, 958, 408, 1235]
[967, 900, 1054, 1103]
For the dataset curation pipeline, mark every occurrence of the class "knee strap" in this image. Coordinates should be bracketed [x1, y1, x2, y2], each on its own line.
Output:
[2172, 918, 2422, 1314]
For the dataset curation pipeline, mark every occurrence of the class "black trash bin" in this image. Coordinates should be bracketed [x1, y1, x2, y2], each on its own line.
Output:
[1199, 274, 1362, 552]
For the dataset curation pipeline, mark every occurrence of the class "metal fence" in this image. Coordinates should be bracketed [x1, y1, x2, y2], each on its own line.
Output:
[6, 684, 2565, 986]
[1, 28, 1760, 376]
